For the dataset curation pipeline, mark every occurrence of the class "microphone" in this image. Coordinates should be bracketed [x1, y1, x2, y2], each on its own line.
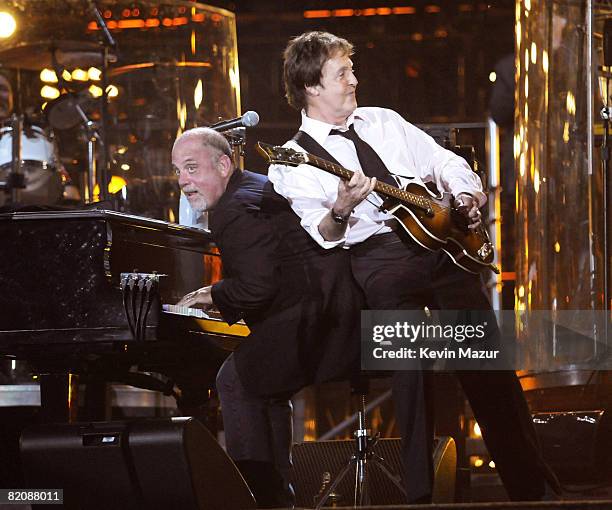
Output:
[210, 111, 259, 132]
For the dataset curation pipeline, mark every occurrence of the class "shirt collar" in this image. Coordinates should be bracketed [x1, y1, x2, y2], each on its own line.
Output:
[299, 109, 363, 145]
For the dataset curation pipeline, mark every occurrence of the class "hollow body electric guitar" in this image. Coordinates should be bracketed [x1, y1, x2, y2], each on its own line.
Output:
[257, 142, 499, 274]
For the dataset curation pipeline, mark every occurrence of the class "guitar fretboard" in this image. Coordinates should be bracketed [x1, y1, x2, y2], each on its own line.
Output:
[306, 154, 432, 213]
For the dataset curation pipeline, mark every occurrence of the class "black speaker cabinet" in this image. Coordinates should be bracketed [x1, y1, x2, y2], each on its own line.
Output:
[533, 410, 612, 483]
[291, 436, 456, 506]
[20, 417, 256, 510]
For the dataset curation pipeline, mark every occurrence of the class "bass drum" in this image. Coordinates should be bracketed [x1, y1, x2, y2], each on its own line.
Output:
[0, 124, 63, 207]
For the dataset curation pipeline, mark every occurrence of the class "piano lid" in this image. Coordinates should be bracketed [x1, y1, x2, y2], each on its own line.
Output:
[0, 208, 212, 239]
[0, 209, 220, 338]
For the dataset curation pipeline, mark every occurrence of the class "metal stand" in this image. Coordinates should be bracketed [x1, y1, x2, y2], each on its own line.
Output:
[89, 0, 116, 204]
[3, 71, 26, 205]
[74, 103, 101, 204]
[599, 69, 611, 344]
[6, 113, 24, 205]
[314, 394, 406, 509]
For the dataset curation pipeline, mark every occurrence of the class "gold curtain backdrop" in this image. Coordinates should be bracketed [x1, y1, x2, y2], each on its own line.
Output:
[515, 0, 609, 386]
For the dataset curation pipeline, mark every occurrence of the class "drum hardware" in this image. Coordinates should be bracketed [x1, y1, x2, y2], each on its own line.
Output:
[0, 19, 119, 203]
[0, 66, 71, 207]
[1, 67, 25, 206]
[81, 106, 101, 205]
[7, 114, 24, 205]
[46, 91, 101, 204]
[87, 0, 117, 205]
[0, 40, 117, 71]
[0, 38, 107, 207]
[46, 92, 98, 132]
[0, 119, 63, 207]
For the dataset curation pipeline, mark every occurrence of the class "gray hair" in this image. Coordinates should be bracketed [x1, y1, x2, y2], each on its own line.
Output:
[173, 127, 232, 158]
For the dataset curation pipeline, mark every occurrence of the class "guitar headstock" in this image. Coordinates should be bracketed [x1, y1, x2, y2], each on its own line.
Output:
[256, 142, 308, 167]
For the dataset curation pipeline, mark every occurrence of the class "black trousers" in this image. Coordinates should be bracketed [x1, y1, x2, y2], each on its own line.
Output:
[216, 354, 294, 508]
[350, 231, 555, 503]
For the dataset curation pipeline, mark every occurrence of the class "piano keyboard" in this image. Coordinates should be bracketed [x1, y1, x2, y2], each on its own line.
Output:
[162, 304, 250, 337]
[163, 304, 212, 319]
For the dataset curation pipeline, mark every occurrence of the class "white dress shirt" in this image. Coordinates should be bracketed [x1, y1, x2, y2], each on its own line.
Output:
[268, 107, 486, 249]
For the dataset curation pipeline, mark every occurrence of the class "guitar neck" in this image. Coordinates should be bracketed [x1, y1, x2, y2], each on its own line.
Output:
[306, 153, 431, 212]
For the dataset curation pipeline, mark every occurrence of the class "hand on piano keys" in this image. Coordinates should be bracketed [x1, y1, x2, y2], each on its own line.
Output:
[177, 285, 214, 310]
[162, 304, 212, 319]
[162, 304, 250, 338]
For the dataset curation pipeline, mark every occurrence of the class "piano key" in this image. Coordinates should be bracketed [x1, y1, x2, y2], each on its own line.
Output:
[162, 304, 211, 319]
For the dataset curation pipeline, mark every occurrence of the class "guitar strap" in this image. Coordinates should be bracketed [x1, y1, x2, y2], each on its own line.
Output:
[292, 130, 398, 213]
[293, 130, 398, 188]
[292, 131, 342, 166]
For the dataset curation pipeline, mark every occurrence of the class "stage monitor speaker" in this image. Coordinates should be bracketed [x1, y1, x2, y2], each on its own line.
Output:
[291, 436, 456, 507]
[20, 417, 256, 510]
[533, 410, 612, 483]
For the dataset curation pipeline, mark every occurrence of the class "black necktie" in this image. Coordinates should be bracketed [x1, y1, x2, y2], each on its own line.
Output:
[329, 124, 396, 186]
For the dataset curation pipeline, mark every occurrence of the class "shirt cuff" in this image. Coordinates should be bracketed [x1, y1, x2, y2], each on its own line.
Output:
[211, 281, 242, 325]
[455, 189, 487, 207]
[303, 208, 350, 249]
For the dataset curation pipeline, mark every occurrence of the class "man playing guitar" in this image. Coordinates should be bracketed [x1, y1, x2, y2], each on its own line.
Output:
[267, 31, 559, 504]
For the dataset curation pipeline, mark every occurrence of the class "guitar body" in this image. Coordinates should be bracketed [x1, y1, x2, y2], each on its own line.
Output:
[386, 183, 452, 251]
[385, 183, 495, 274]
[444, 225, 495, 274]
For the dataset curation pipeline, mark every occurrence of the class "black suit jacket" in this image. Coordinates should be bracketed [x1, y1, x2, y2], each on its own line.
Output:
[210, 170, 363, 396]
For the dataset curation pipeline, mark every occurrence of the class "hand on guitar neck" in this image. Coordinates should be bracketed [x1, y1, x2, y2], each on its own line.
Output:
[319, 172, 377, 241]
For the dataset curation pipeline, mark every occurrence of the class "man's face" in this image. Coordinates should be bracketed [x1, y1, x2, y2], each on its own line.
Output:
[0, 75, 13, 119]
[173, 136, 230, 212]
[307, 50, 357, 124]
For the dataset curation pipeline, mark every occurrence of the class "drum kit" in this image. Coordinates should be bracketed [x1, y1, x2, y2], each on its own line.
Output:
[0, 38, 114, 208]
[0, 1, 243, 219]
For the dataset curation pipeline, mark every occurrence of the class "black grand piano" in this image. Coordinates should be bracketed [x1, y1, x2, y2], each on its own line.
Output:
[0, 209, 246, 423]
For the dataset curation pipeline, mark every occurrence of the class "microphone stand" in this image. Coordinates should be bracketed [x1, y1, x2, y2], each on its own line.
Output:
[89, 0, 116, 204]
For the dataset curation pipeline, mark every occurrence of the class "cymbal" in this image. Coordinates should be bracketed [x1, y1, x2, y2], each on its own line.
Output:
[46, 92, 98, 130]
[109, 61, 212, 77]
[0, 40, 117, 71]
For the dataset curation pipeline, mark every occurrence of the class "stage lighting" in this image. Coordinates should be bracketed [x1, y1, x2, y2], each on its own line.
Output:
[40, 86, 60, 100]
[88, 67, 102, 81]
[0, 12, 16, 39]
[89, 84, 103, 98]
[40, 69, 58, 84]
[72, 69, 88, 82]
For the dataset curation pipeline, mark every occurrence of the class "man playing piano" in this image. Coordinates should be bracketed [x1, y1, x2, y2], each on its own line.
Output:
[172, 127, 363, 508]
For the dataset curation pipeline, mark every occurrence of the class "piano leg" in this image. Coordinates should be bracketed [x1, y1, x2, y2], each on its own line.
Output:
[39, 373, 80, 423]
